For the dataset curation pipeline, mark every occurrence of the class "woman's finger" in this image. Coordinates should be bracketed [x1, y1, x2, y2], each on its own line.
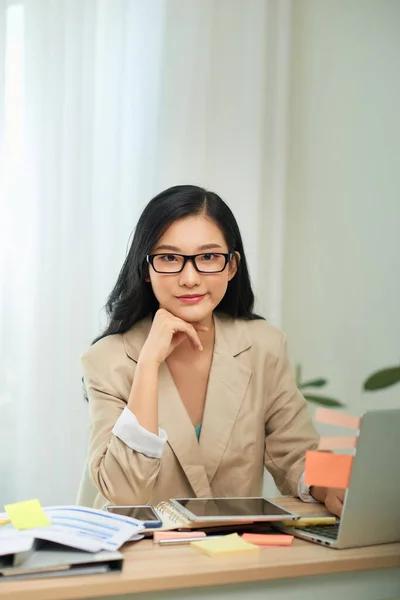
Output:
[193, 324, 209, 332]
[183, 323, 203, 350]
[325, 492, 343, 517]
[172, 320, 203, 351]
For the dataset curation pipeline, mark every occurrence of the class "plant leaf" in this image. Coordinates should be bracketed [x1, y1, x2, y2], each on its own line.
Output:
[363, 366, 400, 391]
[299, 378, 327, 389]
[304, 394, 345, 407]
[295, 364, 302, 386]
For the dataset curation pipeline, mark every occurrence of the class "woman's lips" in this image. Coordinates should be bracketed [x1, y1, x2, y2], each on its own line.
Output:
[177, 294, 206, 304]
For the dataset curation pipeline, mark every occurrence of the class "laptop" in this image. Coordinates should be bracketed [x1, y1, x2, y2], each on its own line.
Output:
[278, 409, 400, 549]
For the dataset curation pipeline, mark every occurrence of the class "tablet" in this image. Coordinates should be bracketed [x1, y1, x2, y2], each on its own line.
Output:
[169, 497, 299, 522]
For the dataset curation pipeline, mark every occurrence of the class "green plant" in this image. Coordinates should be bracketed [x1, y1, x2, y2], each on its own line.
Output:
[296, 365, 345, 407]
[363, 364, 400, 391]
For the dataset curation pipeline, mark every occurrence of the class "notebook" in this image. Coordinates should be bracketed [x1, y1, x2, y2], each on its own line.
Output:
[153, 497, 298, 532]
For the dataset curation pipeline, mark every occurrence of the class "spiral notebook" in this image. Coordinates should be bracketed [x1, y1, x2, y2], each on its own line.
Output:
[153, 497, 298, 532]
[154, 501, 217, 531]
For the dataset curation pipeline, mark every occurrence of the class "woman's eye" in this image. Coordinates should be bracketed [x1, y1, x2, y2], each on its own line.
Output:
[161, 254, 178, 262]
[202, 253, 217, 261]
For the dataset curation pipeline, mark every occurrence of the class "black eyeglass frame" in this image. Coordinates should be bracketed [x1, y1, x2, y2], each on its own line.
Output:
[146, 252, 234, 274]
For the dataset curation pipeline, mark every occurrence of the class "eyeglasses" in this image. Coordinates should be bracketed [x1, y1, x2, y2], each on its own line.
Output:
[146, 252, 233, 274]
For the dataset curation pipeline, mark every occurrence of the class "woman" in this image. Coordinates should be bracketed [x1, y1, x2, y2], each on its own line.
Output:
[79, 185, 344, 516]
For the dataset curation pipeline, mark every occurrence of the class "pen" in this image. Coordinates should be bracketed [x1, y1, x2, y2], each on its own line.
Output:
[158, 535, 225, 546]
[282, 517, 337, 527]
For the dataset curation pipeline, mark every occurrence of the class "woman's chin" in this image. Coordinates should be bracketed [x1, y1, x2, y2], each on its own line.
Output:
[167, 302, 214, 323]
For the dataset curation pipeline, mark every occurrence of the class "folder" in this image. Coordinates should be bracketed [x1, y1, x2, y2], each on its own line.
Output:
[0, 540, 123, 580]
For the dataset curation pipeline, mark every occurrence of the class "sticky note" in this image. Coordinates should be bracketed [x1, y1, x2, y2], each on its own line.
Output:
[242, 533, 293, 546]
[305, 451, 353, 489]
[315, 408, 360, 430]
[191, 533, 260, 557]
[0, 518, 10, 527]
[318, 436, 358, 450]
[5, 499, 51, 530]
[153, 531, 206, 541]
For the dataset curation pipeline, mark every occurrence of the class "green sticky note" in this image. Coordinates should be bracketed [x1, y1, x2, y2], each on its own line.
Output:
[5, 499, 51, 530]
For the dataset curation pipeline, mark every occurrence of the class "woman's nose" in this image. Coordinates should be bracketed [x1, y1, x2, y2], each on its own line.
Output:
[178, 259, 201, 286]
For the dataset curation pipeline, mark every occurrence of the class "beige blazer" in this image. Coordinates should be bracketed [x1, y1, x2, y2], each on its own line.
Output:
[77, 313, 319, 509]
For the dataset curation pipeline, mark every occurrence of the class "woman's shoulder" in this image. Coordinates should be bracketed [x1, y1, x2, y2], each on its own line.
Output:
[82, 333, 124, 368]
[216, 312, 284, 359]
[82, 316, 152, 369]
[242, 316, 285, 357]
[243, 316, 283, 341]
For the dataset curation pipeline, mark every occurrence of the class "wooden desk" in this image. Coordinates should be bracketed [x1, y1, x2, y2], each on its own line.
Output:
[0, 498, 399, 600]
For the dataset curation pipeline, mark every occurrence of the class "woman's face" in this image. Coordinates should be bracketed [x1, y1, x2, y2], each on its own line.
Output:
[147, 215, 238, 325]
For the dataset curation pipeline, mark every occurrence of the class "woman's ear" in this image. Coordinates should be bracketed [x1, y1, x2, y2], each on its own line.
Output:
[228, 251, 240, 281]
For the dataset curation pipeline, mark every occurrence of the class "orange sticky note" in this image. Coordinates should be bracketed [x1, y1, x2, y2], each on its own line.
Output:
[305, 451, 353, 489]
[318, 436, 358, 450]
[242, 533, 294, 546]
[315, 408, 360, 430]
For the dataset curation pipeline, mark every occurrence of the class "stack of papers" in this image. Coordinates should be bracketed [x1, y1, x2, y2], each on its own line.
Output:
[0, 502, 145, 580]
[0, 503, 145, 555]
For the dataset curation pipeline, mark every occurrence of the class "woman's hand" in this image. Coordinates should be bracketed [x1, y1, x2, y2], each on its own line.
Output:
[310, 486, 345, 517]
[138, 308, 208, 366]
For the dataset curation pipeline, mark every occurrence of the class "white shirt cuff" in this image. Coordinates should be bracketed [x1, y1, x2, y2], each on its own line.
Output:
[297, 471, 319, 503]
[112, 407, 168, 459]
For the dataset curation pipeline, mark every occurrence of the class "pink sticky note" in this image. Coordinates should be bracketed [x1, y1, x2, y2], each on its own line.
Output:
[315, 408, 361, 430]
[318, 436, 358, 450]
[305, 451, 353, 489]
[153, 531, 206, 542]
[242, 533, 294, 546]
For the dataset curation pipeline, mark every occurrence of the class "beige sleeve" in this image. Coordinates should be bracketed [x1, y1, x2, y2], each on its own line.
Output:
[264, 334, 320, 496]
[82, 356, 162, 505]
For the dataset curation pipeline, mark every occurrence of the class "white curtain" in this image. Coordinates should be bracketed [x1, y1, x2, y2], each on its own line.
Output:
[0, 0, 290, 506]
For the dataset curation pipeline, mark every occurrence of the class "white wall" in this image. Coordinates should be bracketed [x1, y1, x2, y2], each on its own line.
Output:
[283, 0, 400, 425]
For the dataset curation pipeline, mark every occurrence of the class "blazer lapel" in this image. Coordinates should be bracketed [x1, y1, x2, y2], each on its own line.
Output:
[123, 316, 213, 498]
[199, 314, 252, 484]
[122, 313, 253, 495]
[157, 363, 213, 498]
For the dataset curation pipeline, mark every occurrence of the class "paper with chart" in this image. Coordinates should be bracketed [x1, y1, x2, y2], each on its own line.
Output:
[0, 504, 145, 554]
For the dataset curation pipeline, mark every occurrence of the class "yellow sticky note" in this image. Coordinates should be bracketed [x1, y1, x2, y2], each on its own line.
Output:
[190, 533, 260, 557]
[5, 499, 51, 530]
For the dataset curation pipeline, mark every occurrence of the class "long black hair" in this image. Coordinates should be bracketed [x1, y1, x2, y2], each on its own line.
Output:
[94, 185, 262, 344]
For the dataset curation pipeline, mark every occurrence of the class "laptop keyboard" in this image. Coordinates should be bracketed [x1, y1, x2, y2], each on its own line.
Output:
[296, 524, 340, 540]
